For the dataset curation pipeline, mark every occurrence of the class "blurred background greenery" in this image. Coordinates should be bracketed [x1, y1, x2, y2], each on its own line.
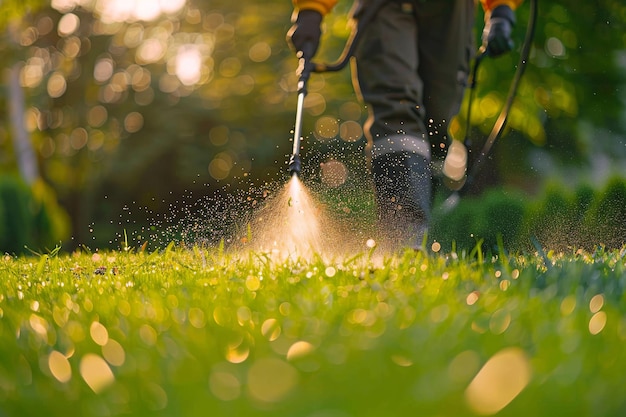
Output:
[0, 0, 625, 253]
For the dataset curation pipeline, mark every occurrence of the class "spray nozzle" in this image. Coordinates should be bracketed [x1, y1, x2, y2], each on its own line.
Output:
[288, 154, 301, 176]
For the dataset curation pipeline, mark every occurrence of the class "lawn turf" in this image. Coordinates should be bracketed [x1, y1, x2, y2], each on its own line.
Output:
[0, 245, 625, 416]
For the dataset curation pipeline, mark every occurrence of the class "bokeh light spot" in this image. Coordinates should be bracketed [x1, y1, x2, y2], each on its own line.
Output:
[286, 341, 315, 361]
[139, 324, 157, 346]
[489, 309, 511, 335]
[391, 355, 413, 367]
[448, 350, 480, 384]
[219, 57, 241, 78]
[70, 128, 88, 150]
[124, 111, 144, 133]
[249, 42, 272, 62]
[130, 66, 151, 91]
[137, 38, 165, 64]
[245, 275, 261, 291]
[209, 125, 229, 146]
[560, 295, 576, 316]
[589, 311, 607, 335]
[304, 93, 326, 116]
[189, 307, 206, 329]
[320, 159, 347, 188]
[90, 321, 109, 346]
[233, 75, 255, 95]
[87, 105, 108, 127]
[237, 306, 251, 325]
[175, 45, 202, 86]
[29, 314, 49, 338]
[209, 153, 233, 180]
[339, 120, 362, 142]
[465, 347, 531, 415]
[58, 13, 80, 37]
[62, 36, 82, 58]
[479, 94, 500, 118]
[94, 58, 115, 83]
[589, 294, 604, 313]
[261, 319, 281, 341]
[546, 37, 566, 57]
[47, 73, 67, 98]
[102, 338, 126, 366]
[314, 116, 339, 141]
[209, 371, 241, 401]
[339, 101, 362, 121]
[21, 60, 44, 88]
[79, 354, 115, 394]
[142, 382, 168, 411]
[48, 351, 72, 383]
[226, 344, 249, 364]
[247, 358, 298, 403]
[466, 291, 479, 306]
[443, 140, 468, 181]
[159, 73, 180, 93]
[37, 16, 54, 35]
[123, 23, 144, 48]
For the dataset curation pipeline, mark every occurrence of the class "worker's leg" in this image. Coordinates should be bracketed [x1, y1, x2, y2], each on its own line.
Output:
[417, 0, 475, 168]
[352, 0, 430, 247]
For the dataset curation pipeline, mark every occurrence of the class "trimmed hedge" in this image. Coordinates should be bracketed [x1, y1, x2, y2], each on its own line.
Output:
[431, 176, 626, 253]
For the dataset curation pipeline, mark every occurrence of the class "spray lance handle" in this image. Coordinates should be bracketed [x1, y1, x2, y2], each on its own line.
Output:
[296, 42, 316, 92]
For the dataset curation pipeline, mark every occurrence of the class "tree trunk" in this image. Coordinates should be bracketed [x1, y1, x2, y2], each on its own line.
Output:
[8, 62, 38, 185]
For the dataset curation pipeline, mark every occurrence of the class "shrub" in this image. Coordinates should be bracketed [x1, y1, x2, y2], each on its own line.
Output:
[432, 176, 626, 254]
[0, 176, 70, 254]
[431, 188, 526, 253]
[522, 182, 579, 252]
[0, 177, 33, 253]
[583, 177, 626, 249]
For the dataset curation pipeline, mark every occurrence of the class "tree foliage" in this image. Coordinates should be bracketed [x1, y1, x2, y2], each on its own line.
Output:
[0, 0, 624, 249]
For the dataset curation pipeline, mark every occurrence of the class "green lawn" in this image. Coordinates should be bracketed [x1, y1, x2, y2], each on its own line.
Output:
[1, 245, 625, 416]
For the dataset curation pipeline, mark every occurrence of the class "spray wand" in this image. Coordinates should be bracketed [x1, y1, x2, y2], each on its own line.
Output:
[287, 45, 314, 177]
[287, 0, 386, 177]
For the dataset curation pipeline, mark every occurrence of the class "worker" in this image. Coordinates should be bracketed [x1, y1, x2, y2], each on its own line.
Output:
[287, 0, 522, 249]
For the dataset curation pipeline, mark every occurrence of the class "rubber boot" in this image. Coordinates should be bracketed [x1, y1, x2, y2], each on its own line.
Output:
[371, 151, 431, 250]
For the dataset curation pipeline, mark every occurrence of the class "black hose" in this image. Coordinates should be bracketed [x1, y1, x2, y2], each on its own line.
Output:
[460, 0, 539, 196]
[310, 0, 387, 73]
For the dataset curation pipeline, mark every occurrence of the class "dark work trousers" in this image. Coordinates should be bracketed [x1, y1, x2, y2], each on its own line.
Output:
[351, 0, 475, 246]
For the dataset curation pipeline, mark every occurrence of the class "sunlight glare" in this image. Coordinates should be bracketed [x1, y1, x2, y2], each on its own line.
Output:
[175, 45, 202, 86]
[160, 0, 187, 14]
[95, 0, 186, 23]
[53, 0, 187, 23]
